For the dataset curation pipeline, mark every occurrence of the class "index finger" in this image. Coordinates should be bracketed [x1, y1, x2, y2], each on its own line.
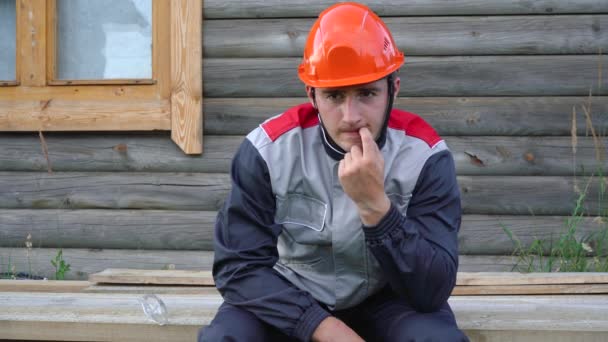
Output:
[359, 127, 377, 155]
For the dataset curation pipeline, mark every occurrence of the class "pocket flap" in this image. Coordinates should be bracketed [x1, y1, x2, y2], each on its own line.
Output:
[276, 193, 327, 231]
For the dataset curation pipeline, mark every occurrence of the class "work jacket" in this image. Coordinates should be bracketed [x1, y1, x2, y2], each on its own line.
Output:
[212, 103, 461, 341]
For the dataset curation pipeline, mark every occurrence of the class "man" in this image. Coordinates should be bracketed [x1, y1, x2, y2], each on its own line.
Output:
[200, 2, 468, 341]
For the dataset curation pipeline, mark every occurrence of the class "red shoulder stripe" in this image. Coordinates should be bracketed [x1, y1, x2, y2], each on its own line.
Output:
[261, 103, 319, 141]
[388, 109, 442, 147]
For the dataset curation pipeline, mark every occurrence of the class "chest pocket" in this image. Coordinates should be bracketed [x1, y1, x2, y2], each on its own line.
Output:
[275, 193, 330, 245]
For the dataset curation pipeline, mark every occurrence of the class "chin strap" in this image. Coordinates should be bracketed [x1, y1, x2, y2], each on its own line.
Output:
[313, 74, 396, 161]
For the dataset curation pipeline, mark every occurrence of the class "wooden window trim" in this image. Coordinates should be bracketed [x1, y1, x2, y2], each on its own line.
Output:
[0, 0, 202, 154]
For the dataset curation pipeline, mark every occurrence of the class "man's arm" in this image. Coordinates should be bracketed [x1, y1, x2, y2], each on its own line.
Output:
[213, 139, 330, 341]
[363, 150, 460, 312]
[339, 128, 460, 312]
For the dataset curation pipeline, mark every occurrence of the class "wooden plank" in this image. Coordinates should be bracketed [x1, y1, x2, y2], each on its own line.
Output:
[170, 0, 203, 154]
[18, 0, 46, 87]
[457, 215, 606, 255]
[0, 209, 216, 250]
[452, 284, 608, 295]
[452, 295, 608, 331]
[0, 321, 201, 342]
[204, 16, 608, 57]
[89, 269, 213, 285]
[464, 331, 608, 342]
[203, 56, 608, 97]
[0, 82, 159, 100]
[153, 0, 171, 99]
[0, 99, 171, 131]
[457, 272, 608, 286]
[0, 248, 214, 280]
[84, 285, 219, 295]
[458, 176, 607, 215]
[0, 172, 230, 211]
[1, 173, 606, 215]
[0, 248, 558, 279]
[0, 279, 89, 292]
[2, 292, 608, 338]
[203, 0, 608, 18]
[203, 97, 608, 136]
[2, 134, 608, 176]
[0, 210, 604, 255]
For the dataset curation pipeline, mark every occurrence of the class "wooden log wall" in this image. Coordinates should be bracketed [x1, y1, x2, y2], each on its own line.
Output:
[1, 0, 608, 279]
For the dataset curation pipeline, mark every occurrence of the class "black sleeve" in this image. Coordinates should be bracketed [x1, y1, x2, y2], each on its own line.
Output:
[363, 150, 461, 312]
[213, 139, 330, 341]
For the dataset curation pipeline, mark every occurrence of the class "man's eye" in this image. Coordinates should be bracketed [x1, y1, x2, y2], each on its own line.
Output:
[360, 90, 376, 97]
[326, 93, 342, 100]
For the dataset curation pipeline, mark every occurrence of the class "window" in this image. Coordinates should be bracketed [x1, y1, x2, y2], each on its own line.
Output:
[0, 0, 202, 154]
[0, 0, 16, 85]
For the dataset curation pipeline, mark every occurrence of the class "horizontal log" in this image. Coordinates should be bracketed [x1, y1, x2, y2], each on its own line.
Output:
[2, 133, 608, 176]
[0, 210, 216, 250]
[204, 16, 608, 57]
[0, 173, 606, 215]
[0, 248, 214, 280]
[0, 246, 600, 280]
[458, 176, 607, 216]
[203, 56, 608, 97]
[203, 0, 608, 18]
[204, 97, 608, 136]
[0, 172, 230, 210]
[0, 210, 605, 255]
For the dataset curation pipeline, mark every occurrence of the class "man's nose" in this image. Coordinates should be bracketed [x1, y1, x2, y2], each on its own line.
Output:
[341, 95, 362, 124]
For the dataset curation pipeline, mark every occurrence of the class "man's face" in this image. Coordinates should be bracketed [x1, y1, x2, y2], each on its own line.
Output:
[307, 77, 400, 152]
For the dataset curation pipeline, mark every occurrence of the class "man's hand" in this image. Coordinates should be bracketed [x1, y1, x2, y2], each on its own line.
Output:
[311, 317, 365, 342]
[338, 127, 390, 226]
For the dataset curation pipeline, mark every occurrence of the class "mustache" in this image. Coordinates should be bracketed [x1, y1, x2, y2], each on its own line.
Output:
[338, 125, 365, 132]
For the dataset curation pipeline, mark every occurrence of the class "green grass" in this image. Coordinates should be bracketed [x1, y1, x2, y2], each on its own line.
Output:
[504, 75, 608, 272]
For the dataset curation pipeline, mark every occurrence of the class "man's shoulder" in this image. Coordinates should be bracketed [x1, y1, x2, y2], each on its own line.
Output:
[388, 109, 442, 148]
[259, 103, 319, 142]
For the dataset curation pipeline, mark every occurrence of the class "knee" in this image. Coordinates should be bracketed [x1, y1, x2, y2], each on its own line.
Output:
[198, 303, 269, 342]
[388, 315, 469, 342]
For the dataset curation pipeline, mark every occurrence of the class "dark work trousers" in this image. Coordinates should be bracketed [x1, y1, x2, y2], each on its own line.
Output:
[198, 286, 470, 342]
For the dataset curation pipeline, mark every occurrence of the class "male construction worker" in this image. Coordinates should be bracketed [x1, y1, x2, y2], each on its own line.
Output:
[199, 2, 468, 341]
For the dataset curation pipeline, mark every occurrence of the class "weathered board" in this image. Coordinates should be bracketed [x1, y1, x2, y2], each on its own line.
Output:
[1, 135, 608, 175]
[0, 210, 604, 255]
[2, 292, 608, 341]
[0, 247, 599, 280]
[89, 269, 214, 285]
[203, 0, 608, 18]
[204, 16, 608, 57]
[203, 56, 608, 97]
[1, 173, 605, 215]
[0, 248, 215, 280]
[203, 96, 608, 136]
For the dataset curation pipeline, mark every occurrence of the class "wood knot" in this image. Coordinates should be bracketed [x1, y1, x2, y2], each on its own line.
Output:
[524, 152, 535, 162]
[287, 31, 299, 39]
[113, 144, 128, 153]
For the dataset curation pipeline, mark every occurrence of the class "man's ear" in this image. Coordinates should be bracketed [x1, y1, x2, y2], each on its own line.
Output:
[393, 77, 401, 99]
[305, 86, 316, 108]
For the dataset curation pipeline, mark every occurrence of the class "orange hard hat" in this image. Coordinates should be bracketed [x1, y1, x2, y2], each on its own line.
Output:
[298, 2, 405, 88]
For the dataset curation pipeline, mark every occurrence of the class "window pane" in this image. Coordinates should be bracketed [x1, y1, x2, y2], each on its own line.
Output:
[0, 0, 16, 81]
[56, 0, 152, 80]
